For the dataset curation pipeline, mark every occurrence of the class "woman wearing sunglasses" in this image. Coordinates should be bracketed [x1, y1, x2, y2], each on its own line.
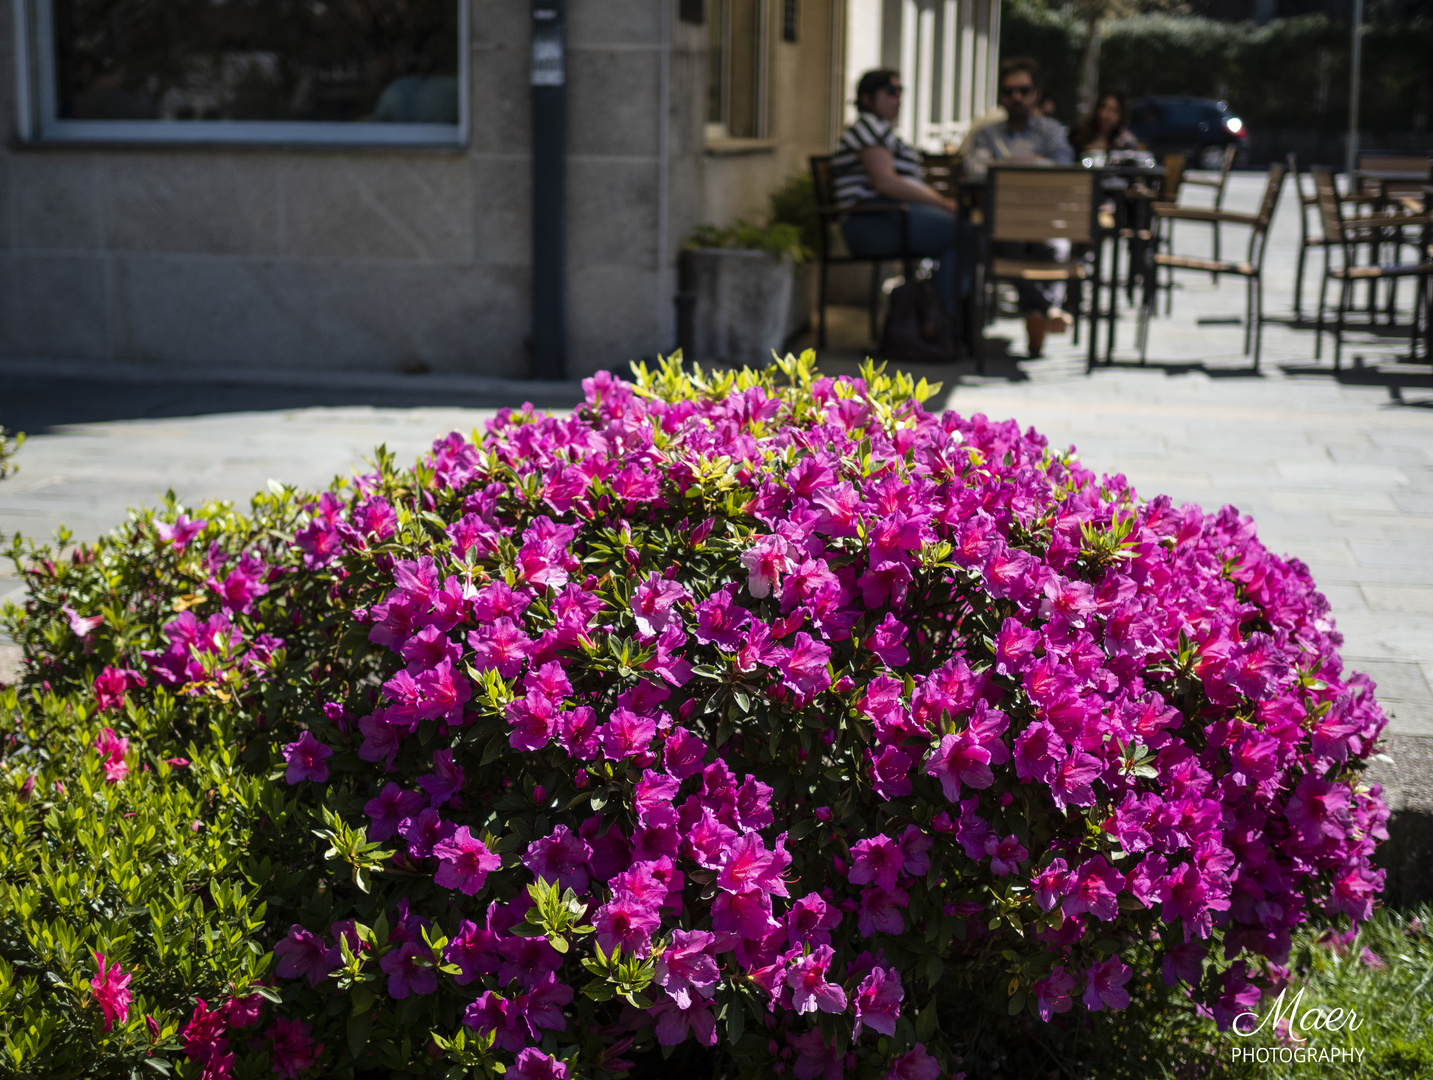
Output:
[829, 69, 974, 322]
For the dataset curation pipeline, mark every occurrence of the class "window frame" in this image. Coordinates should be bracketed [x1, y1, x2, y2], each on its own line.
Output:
[16, 0, 469, 147]
[704, 0, 768, 144]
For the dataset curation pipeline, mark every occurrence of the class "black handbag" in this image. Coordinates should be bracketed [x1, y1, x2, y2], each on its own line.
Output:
[878, 273, 957, 365]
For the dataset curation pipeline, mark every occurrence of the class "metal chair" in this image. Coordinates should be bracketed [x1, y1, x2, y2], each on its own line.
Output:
[981, 166, 1101, 371]
[809, 155, 913, 347]
[1310, 166, 1433, 370]
[1154, 153, 1187, 314]
[1179, 144, 1237, 278]
[1140, 161, 1285, 370]
[1287, 153, 1328, 323]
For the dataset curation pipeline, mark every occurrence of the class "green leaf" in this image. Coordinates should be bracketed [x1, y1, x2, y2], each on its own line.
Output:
[1008, 990, 1026, 1016]
[348, 1011, 373, 1059]
[727, 996, 745, 1045]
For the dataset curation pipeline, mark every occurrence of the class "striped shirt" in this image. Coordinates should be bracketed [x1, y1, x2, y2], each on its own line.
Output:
[831, 112, 924, 207]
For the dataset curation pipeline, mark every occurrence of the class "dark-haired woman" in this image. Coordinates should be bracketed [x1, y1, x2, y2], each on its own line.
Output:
[830, 69, 972, 317]
[1070, 92, 1140, 159]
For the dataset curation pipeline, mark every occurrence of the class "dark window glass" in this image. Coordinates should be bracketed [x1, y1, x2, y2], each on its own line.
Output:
[53, 0, 460, 123]
[782, 0, 797, 42]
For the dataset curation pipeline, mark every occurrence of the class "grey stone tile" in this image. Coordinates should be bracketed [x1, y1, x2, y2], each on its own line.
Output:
[105, 154, 283, 255]
[568, 48, 661, 159]
[569, 158, 659, 271]
[0, 253, 110, 359]
[282, 157, 473, 262]
[1362, 585, 1433, 616]
[10, 154, 104, 250]
[1349, 658, 1433, 703]
[111, 256, 528, 376]
[568, 0, 662, 45]
[1350, 539, 1433, 568]
[471, 155, 531, 267]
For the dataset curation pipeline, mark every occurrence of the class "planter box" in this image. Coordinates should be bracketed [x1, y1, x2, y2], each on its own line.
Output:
[681, 248, 795, 367]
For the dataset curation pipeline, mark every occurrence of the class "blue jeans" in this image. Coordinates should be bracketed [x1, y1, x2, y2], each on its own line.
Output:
[841, 201, 973, 317]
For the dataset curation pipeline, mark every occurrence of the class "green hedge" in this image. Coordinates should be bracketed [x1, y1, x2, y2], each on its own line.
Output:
[1001, 0, 1433, 136]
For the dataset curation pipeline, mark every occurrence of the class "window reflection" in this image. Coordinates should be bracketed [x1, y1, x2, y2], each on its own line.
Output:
[53, 0, 460, 124]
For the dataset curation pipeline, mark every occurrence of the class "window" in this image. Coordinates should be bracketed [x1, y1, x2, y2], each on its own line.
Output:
[705, 0, 765, 140]
[781, 0, 797, 43]
[22, 0, 466, 144]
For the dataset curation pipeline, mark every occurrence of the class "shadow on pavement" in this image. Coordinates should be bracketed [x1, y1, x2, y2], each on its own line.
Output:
[0, 372, 587, 435]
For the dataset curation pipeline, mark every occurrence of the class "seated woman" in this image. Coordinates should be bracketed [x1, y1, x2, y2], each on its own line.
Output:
[831, 69, 971, 319]
[1070, 92, 1140, 160]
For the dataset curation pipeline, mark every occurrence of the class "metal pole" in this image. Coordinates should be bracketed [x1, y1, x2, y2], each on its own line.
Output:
[531, 0, 567, 380]
[1345, 0, 1363, 177]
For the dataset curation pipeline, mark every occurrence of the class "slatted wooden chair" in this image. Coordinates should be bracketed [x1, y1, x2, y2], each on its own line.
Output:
[809, 155, 915, 347]
[1178, 144, 1237, 277]
[982, 165, 1102, 371]
[1310, 166, 1433, 370]
[1154, 153, 1187, 313]
[1139, 161, 1285, 370]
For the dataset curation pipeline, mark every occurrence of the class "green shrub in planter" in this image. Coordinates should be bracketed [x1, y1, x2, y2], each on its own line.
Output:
[0, 355, 1388, 1080]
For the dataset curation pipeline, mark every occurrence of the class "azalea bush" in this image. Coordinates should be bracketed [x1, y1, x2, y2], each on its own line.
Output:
[0, 353, 1390, 1080]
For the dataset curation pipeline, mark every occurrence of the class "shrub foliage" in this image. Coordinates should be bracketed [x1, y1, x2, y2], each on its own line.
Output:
[0, 356, 1389, 1079]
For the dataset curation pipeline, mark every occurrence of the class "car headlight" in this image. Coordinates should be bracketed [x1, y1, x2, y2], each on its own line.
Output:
[1224, 116, 1245, 135]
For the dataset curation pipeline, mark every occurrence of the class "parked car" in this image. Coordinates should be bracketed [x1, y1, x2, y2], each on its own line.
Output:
[1128, 96, 1247, 169]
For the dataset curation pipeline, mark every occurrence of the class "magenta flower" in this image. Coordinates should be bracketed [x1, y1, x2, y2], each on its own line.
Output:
[789, 1028, 845, 1080]
[444, 918, 500, 985]
[510, 1049, 570, 1080]
[90, 952, 132, 1032]
[432, 826, 501, 895]
[1062, 856, 1123, 921]
[853, 966, 904, 1037]
[885, 1044, 942, 1080]
[468, 618, 533, 678]
[650, 997, 719, 1047]
[716, 832, 788, 896]
[786, 894, 841, 947]
[1032, 859, 1072, 911]
[925, 732, 992, 801]
[283, 731, 332, 785]
[985, 833, 1029, 876]
[693, 585, 751, 650]
[93, 728, 130, 784]
[93, 667, 144, 712]
[524, 824, 593, 893]
[866, 613, 910, 667]
[787, 945, 847, 1015]
[496, 935, 563, 988]
[156, 513, 207, 550]
[848, 834, 905, 893]
[712, 889, 780, 941]
[266, 1016, 323, 1079]
[598, 708, 658, 759]
[417, 749, 465, 807]
[654, 929, 720, 1008]
[380, 940, 437, 999]
[1286, 774, 1353, 845]
[62, 603, 104, 638]
[1031, 965, 1076, 1021]
[593, 894, 662, 957]
[779, 632, 833, 701]
[857, 886, 909, 937]
[363, 783, 424, 842]
[740, 534, 792, 598]
[631, 572, 688, 637]
[275, 925, 336, 987]
[1083, 956, 1133, 1011]
[208, 553, 269, 614]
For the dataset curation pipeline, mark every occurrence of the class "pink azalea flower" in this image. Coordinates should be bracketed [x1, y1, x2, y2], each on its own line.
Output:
[852, 965, 903, 1037]
[1031, 858, 1072, 911]
[740, 535, 792, 599]
[866, 613, 910, 667]
[497, 935, 563, 989]
[848, 834, 905, 893]
[444, 918, 500, 985]
[468, 618, 533, 679]
[417, 749, 464, 807]
[380, 940, 437, 999]
[885, 1044, 942, 1080]
[985, 833, 1029, 876]
[432, 826, 501, 895]
[654, 929, 720, 1008]
[363, 783, 424, 842]
[1031, 965, 1076, 1021]
[650, 997, 719, 1047]
[631, 572, 688, 637]
[510, 1048, 570, 1080]
[1083, 956, 1133, 1011]
[779, 632, 832, 700]
[283, 731, 332, 785]
[62, 604, 104, 638]
[523, 824, 593, 893]
[593, 895, 662, 957]
[1062, 856, 1123, 922]
[93, 727, 130, 783]
[789, 1028, 845, 1080]
[156, 513, 207, 550]
[787, 945, 847, 1014]
[266, 1016, 323, 1078]
[275, 924, 336, 987]
[857, 886, 908, 937]
[93, 667, 144, 711]
[598, 708, 658, 760]
[90, 952, 132, 1032]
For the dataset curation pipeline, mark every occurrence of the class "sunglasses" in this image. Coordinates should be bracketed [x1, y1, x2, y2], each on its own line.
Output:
[1000, 84, 1036, 97]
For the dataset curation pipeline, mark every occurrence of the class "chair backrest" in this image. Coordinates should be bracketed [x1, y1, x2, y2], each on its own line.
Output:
[1310, 167, 1347, 246]
[922, 152, 961, 200]
[1286, 152, 1314, 205]
[1162, 153, 1186, 202]
[987, 166, 1095, 244]
[1252, 162, 1286, 233]
[809, 156, 837, 210]
[1356, 153, 1432, 198]
[1212, 144, 1238, 206]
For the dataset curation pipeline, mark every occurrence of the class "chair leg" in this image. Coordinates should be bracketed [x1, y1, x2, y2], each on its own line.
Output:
[817, 261, 829, 349]
[1211, 222, 1221, 284]
[1334, 276, 1350, 372]
[1293, 242, 1307, 321]
[1315, 271, 1329, 361]
[1244, 277, 1254, 355]
[1106, 239, 1120, 363]
[1252, 274, 1264, 371]
[868, 262, 882, 343]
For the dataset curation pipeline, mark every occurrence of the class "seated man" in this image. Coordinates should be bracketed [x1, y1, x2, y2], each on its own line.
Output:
[966, 57, 1075, 358]
[831, 69, 974, 321]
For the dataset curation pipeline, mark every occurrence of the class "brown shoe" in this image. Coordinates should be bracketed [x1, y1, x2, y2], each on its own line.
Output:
[1025, 310, 1047, 358]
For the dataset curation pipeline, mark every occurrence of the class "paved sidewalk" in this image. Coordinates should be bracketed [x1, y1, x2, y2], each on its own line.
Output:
[1, 175, 1431, 763]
